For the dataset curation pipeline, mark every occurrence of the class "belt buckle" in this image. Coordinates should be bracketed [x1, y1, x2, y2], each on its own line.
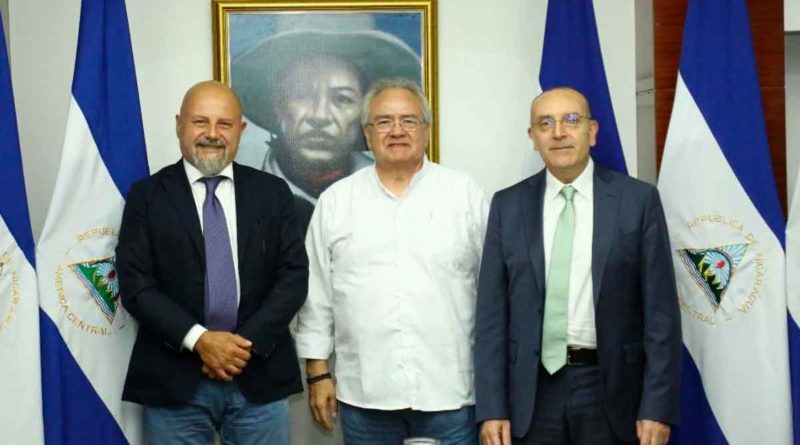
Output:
[566, 347, 584, 366]
[566, 347, 577, 366]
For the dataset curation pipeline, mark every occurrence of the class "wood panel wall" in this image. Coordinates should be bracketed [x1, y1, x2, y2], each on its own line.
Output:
[653, 0, 786, 212]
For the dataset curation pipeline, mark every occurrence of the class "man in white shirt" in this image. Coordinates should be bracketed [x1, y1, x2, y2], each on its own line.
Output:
[475, 87, 680, 445]
[295, 78, 488, 444]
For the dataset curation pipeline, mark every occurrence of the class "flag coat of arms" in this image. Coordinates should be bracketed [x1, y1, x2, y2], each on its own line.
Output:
[658, 0, 792, 443]
[36, 0, 149, 443]
[0, 13, 44, 444]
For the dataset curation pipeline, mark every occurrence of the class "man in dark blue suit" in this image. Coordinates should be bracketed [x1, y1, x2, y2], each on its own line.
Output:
[116, 81, 308, 444]
[475, 87, 680, 445]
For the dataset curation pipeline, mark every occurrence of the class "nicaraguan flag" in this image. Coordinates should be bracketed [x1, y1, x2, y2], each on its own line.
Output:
[36, 0, 149, 443]
[786, 100, 800, 445]
[0, 13, 44, 444]
[658, 1, 792, 443]
[539, 0, 627, 174]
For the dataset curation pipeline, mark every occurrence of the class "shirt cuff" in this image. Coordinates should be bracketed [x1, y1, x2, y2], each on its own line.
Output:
[182, 324, 208, 351]
[294, 332, 334, 359]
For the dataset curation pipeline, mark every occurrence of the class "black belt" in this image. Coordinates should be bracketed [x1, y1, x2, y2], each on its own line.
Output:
[566, 347, 598, 366]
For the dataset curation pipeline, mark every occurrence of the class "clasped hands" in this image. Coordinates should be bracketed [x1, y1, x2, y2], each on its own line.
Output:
[194, 331, 253, 382]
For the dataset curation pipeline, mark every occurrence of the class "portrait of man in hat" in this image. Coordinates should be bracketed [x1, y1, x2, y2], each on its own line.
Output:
[230, 13, 423, 233]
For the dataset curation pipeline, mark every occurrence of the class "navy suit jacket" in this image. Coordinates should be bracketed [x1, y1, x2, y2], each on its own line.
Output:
[116, 160, 308, 406]
[474, 165, 681, 441]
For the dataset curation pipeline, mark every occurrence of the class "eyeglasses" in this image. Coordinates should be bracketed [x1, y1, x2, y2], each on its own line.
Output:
[530, 112, 592, 133]
[366, 117, 425, 133]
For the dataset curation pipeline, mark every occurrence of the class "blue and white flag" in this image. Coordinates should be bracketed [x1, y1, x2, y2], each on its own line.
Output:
[538, 0, 627, 174]
[0, 14, 44, 445]
[786, 111, 800, 445]
[36, 0, 149, 443]
[658, 1, 791, 443]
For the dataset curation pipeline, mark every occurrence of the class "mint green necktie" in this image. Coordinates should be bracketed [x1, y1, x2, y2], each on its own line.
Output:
[541, 185, 576, 374]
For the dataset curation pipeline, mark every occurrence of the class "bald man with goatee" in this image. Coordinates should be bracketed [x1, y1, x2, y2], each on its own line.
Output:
[117, 81, 308, 445]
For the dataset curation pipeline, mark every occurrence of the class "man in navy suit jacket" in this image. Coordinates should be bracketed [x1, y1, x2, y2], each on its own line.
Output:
[475, 87, 680, 445]
[116, 81, 308, 444]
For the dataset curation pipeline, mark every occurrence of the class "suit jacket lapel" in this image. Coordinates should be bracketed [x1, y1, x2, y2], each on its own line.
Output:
[591, 166, 618, 305]
[232, 163, 257, 270]
[521, 172, 547, 296]
[161, 160, 204, 258]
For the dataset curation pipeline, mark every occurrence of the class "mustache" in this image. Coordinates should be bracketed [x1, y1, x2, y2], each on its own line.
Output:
[299, 130, 335, 141]
[196, 138, 226, 149]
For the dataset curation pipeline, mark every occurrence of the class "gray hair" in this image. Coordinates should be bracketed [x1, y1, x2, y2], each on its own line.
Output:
[360, 78, 433, 126]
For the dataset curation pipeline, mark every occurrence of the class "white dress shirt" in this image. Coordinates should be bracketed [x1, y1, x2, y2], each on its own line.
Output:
[295, 159, 489, 411]
[181, 159, 241, 350]
[542, 160, 596, 348]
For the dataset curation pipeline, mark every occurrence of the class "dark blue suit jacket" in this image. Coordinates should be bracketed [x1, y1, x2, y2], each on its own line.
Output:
[116, 160, 308, 406]
[474, 165, 681, 441]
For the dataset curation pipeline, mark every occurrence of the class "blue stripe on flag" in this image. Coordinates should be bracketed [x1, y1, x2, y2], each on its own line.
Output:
[71, 0, 149, 199]
[0, 16, 35, 266]
[678, 0, 784, 244]
[670, 348, 728, 444]
[40, 311, 128, 445]
[789, 316, 800, 443]
[539, 0, 627, 174]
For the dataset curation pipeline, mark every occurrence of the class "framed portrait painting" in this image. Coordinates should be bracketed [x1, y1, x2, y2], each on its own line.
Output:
[212, 0, 438, 233]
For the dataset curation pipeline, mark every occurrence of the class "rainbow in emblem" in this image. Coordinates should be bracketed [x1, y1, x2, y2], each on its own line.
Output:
[70, 258, 120, 323]
[677, 244, 747, 311]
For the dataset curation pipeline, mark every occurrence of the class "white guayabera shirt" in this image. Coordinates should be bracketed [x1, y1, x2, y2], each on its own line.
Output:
[295, 158, 489, 411]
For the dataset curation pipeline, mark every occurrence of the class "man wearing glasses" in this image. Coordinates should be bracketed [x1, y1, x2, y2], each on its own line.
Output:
[295, 78, 488, 444]
[475, 87, 681, 445]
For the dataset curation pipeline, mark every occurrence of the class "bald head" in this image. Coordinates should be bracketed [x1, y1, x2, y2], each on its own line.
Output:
[527, 86, 598, 183]
[180, 80, 243, 119]
[530, 87, 592, 122]
[176, 80, 247, 177]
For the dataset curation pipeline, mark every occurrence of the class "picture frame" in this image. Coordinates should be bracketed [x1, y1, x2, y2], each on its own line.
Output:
[212, 0, 438, 231]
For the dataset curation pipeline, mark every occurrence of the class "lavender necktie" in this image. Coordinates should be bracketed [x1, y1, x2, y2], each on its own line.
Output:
[201, 176, 237, 331]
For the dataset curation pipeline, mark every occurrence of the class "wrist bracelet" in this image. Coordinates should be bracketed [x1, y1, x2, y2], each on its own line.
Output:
[306, 372, 332, 385]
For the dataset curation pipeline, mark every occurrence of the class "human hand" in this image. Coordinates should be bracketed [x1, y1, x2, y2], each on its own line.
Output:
[194, 331, 252, 381]
[308, 377, 337, 431]
[201, 364, 218, 380]
[480, 419, 512, 445]
[306, 359, 337, 431]
[636, 419, 670, 445]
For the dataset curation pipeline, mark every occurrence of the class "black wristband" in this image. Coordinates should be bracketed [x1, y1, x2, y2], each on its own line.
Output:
[306, 372, 332, 385]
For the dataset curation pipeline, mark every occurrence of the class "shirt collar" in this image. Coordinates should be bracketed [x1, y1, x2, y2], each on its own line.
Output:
[183, 158, 235, 185]
[544, 159, 594, 202]
[370, 156, 431, 197]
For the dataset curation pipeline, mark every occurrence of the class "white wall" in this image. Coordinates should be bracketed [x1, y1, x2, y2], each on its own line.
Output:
[787, 0, 800, 32]
[8, 1, 637, 443]
[787, 34, 800, 204]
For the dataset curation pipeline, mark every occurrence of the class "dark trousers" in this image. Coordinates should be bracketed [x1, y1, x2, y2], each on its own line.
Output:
[513, 365, 635, 445]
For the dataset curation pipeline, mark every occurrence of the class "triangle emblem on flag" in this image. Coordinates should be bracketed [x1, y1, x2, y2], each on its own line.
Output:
[69, 258, 120, 324]
[677, 244, 747, 311]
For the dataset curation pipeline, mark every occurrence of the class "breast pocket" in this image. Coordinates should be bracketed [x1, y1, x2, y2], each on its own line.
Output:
[424, 212, 478, 275]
